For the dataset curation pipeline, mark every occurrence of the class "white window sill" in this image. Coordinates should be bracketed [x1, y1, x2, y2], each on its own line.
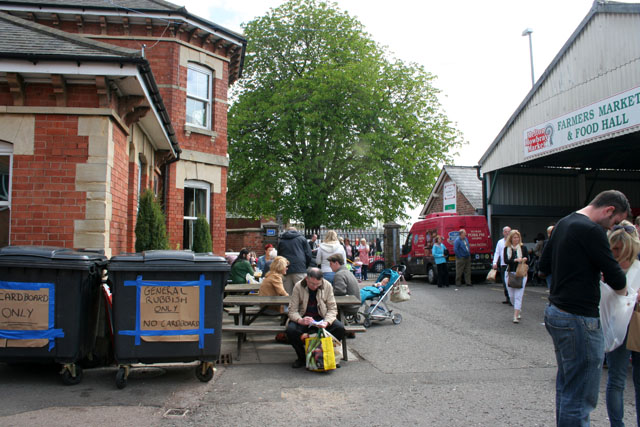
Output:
[184, 124, 218, 142]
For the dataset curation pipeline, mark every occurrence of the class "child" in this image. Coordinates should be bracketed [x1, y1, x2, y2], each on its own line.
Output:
[353, 257, 363, 281]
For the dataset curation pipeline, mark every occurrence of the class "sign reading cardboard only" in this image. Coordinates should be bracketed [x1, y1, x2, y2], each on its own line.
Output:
[443, 181, 456, 213]
[0, 287, 50, 348]
[140, 285, 200, 342]
[524, 86, 640, 159]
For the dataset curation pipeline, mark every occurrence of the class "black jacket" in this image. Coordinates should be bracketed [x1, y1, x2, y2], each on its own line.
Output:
[277, 230, 313, 274]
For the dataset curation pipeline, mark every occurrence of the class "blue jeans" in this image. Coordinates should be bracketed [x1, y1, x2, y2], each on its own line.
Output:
[605, 335, 640, 427]
[323, 272, 335, 284]
[544, 304, 604, 426]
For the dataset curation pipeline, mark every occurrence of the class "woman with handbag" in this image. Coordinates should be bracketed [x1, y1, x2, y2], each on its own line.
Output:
[503, 230, 528, 323]
[603, 220, 640, 427]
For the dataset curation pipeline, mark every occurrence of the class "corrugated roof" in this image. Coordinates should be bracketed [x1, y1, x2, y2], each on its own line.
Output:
[478, 0, 640, 168]
[0, 11, 140, 58]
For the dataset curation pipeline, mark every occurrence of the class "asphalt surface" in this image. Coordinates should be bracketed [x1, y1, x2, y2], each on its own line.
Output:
[0, 278, 637, 426]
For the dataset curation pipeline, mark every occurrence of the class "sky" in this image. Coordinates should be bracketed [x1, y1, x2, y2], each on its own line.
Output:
[176, 0, 634, 223]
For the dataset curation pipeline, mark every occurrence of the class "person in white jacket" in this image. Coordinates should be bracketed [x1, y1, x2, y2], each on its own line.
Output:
[603, 220, 640, 427]
[492, 226, 511, 304]
[316, 230, 346, 284]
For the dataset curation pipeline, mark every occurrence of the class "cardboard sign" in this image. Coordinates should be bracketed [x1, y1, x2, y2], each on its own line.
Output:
[140, 285, 200, 342]
[0, 287, 50, 348]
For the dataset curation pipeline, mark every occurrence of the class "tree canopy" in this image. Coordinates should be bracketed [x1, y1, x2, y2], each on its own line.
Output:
[228, 0, 462, 228]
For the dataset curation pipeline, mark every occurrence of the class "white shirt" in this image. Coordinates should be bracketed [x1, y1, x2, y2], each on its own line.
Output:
[493, 237, 506, 266]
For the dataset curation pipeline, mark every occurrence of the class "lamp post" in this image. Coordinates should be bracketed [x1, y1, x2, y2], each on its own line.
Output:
[522, 28, 534, 87]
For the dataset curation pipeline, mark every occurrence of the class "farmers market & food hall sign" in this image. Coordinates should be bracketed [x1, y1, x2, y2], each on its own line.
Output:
[524, 86, 640, 159]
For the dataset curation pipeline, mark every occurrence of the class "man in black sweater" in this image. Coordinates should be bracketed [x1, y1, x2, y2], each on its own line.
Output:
[539, 190, 629, 426]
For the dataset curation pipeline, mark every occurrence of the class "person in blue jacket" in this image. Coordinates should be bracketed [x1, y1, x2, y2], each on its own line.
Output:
[432, 235, 449, 288]
[454, 229, 472, 286]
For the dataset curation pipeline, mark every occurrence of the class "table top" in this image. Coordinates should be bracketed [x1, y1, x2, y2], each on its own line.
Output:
[224, 283, 261, 293]
[222, 295, 361, 306]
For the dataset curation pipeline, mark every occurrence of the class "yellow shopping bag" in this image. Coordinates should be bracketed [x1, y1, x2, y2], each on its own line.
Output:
[304, 329, 336, 372]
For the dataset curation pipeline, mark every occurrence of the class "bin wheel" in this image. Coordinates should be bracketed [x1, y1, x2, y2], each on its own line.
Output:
[62, 366, 83, 386]
[392, 313, 403, 325]
[363, 317, 372, 328]
[195, 363, 214, 382]
[115, 367, 128, 389]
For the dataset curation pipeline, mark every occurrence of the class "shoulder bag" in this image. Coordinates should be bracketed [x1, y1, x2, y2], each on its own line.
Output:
[507, 272, 523, 289]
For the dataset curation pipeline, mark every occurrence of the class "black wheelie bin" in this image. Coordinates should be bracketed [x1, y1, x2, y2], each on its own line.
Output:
[108, 250, 229, 389]
[0, 246, 107, 385]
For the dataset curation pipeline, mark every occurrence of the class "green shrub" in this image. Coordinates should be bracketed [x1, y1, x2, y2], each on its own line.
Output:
[135, 189, 169, 252]
[192, 215, 212, 253]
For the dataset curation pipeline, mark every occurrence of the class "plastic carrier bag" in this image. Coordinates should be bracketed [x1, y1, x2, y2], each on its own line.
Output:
[304, 328, 336, 372]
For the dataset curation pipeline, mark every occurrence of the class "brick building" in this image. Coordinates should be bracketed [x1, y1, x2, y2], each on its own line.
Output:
[419, 165, 483, 218]
[0, 0, 245, 256]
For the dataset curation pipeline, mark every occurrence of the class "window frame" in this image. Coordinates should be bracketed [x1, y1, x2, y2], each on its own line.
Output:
[183, 180, 211, 250]
[186, 63, 213, 130]
[0, 142, 13, 247]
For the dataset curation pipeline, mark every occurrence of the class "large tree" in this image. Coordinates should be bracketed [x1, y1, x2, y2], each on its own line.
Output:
[228, 0, 461, 228]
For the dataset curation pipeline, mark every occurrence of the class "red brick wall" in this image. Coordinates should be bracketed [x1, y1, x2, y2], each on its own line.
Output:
[226, 231, 262, 254]
[425, 185, 477, 216]
[109, 126, 130, 255]
[10, 115, 87, 247]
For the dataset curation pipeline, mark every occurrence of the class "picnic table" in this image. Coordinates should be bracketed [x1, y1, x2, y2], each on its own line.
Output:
[222, 294, 364, 361]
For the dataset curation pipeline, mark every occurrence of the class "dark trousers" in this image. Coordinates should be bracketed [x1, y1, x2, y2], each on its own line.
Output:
[362, 264, 369, 280]
[500, 265, 510, 302]
[436, 263, 449, 287]
[286, 320, 345, 362]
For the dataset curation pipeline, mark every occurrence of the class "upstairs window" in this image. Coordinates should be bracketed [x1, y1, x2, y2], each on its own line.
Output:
[186, 64, 212, 129]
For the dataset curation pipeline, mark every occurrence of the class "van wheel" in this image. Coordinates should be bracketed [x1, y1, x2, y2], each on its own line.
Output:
[403, 267, 412, 281]
[427, 265, 437, 284]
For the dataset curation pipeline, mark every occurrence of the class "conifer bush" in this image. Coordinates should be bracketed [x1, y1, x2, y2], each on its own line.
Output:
[135, 189, 169, 252]
[192, 215, 212, 253]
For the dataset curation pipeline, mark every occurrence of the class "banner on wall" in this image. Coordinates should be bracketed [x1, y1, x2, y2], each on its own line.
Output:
[524, 86, 640, 159]
[443, 181, 456, 213]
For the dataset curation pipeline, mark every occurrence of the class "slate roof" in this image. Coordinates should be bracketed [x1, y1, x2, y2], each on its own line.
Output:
[0, 11, 141, 59]
[0, 0, 181, 12]
[442, 165, 482, 209]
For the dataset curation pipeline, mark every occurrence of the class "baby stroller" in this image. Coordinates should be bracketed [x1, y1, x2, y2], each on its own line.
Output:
[357, 265, 406, 328]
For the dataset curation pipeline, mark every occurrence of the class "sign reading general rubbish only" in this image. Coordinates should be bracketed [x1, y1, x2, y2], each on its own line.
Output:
[524, 86, 640, 159]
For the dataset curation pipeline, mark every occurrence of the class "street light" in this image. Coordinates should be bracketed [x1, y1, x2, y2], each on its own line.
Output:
[522, 28, 534, 87]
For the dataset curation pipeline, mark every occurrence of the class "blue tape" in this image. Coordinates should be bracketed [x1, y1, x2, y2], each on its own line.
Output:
[0, 281, 64, 351]
[118, 274, 213, 348]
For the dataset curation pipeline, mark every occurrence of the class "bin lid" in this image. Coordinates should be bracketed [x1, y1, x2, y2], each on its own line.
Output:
[0, 246, 107, 269]
[108, 250, 230, 272]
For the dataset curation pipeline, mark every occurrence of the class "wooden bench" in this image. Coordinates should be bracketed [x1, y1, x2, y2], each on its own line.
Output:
[222, 294, 363, 361]
[222, 324, 366, 361]
[224, 306, 288, 325]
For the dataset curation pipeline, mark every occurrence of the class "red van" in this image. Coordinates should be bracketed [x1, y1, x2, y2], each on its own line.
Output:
[400, 213, 493, 283]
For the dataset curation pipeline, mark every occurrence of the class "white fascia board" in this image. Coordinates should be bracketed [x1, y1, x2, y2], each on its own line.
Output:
[133, 68, 175, 154]
[0, 59, 140, 77]
[1, 5, 244, 47]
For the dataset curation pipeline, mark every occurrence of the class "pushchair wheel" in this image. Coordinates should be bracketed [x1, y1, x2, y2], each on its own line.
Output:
[392, 313, 402, 325]
[362, 316, 372, 328]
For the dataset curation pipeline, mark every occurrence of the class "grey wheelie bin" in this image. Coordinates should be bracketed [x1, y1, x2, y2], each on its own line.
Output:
[0, 246, 107, 385]
[108, 250, 229, 389]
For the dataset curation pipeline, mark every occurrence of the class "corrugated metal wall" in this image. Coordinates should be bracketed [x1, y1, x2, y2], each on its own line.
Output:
[482, 12, 640, 173]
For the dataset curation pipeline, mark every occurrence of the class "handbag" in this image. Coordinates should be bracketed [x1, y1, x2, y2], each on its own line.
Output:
[304, 328, 336, 372]
[390, 283, 411, 302]
[507, 272, 523, 289]
[627, 304, 640, 352]
[515, 262, 529, 278]
[486, 269, 497, 282]
[601, 281, 636, 352]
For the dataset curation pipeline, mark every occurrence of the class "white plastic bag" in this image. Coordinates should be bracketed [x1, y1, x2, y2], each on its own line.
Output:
[600, 280, 636, 352]
[245, 273, 259, 284]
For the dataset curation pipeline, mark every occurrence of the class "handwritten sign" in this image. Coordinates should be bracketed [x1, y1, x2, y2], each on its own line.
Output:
[0, 287, 49, 348]
[140, 285, 200, 342]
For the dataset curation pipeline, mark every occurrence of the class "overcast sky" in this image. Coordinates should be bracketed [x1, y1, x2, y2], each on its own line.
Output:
[177, 0, 633, 222]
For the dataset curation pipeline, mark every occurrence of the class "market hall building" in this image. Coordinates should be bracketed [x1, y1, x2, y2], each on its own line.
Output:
[478, 1, 640, 245]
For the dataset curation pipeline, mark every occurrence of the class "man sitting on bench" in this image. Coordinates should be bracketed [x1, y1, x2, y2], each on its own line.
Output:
[286, 267, 346, 368]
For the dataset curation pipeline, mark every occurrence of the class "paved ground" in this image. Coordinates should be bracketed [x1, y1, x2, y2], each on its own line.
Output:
[0, 278, 637, 426]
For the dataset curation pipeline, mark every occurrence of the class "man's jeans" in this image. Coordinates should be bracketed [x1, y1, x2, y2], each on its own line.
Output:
[544, 304, 604, 426]
[605, 335, 640, 427]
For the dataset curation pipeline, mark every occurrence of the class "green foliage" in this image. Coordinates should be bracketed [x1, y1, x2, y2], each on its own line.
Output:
[192, 215, 212, 253]
[228, 0, 462, 228]
[135, 189, 169, 252]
